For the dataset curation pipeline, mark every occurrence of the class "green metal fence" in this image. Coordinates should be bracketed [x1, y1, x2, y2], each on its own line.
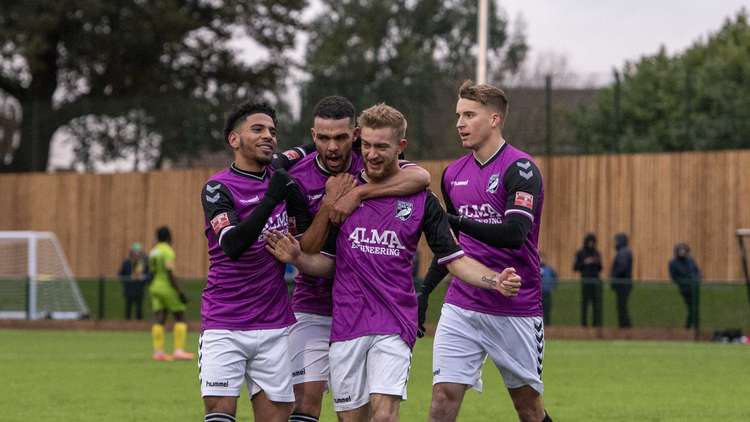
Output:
[3, 277, 749, 334]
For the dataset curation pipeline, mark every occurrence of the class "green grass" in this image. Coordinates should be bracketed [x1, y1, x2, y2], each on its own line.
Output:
[1, 329, 749, 421]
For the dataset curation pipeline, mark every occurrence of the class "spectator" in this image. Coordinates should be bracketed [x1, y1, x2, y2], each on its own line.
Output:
[574, 233, 603, 327]
[540, 253, 558, 325]
[118, 242, 149, 320]
[610, 233, 633, 328]
[669, 243, 702, 329]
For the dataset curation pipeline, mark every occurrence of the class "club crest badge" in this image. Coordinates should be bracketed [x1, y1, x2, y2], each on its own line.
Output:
[396, 201, 413, 221]
[487, 173, 500, 193]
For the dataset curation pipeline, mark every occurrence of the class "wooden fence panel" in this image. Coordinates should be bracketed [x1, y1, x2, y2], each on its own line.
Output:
[1, 150, 749, 281]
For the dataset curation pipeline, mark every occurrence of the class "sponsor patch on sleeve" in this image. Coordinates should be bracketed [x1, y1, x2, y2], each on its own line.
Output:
[514, 191, 534, 209]
[283, 149, 301, 161]
[210, 212, 230, 234]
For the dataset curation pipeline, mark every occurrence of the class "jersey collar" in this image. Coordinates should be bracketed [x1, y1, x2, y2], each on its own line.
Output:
[473, 138, 507, 168]
[230, 162, 266, 180]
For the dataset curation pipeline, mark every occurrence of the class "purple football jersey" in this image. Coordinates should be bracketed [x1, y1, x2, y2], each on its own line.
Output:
[324, 177, 463, 349]
[442, 143, 544, 317]
[200, 165, 296, 331]
[288, 153, 364, 316]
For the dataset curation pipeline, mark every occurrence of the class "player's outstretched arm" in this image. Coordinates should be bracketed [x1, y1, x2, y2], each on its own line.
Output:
[266, 230, 335, 279]
[445, 256, 521, 297]
[329, 164, 431, 225]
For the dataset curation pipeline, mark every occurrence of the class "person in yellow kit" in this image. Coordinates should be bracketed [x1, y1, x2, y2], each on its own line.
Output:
[149, 226, 194, 361]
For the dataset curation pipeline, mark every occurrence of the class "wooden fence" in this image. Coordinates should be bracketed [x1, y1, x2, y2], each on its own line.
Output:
[1, 149, 749, 281]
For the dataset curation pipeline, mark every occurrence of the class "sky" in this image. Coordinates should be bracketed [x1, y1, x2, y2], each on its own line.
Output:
[499, 0, 748, 84]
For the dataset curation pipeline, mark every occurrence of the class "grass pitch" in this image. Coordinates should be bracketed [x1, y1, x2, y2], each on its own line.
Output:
[1, 329, 748, 421]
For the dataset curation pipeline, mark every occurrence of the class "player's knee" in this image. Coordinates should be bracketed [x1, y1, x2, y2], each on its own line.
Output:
[370, 407, 398, 422]
[432, 384, 462, 409]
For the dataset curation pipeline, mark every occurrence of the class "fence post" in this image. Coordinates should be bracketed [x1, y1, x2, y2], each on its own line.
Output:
[692, 282, 700, 341]
[97, 276, 105, 320]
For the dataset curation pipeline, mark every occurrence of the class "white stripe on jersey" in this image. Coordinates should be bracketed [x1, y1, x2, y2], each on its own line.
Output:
[505, 209, 534, 222]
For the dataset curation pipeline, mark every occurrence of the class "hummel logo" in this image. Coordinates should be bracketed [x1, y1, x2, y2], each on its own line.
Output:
[292, 369, 306, 377]
[334, 395, 352, 404]
[516, 161, 531, 170]
[308, 193, 323, 201]
[205, 193, 220, 203]
[433, 369, 441, 376]
[205, 380, 229, 388]
[206, 184, 221, 193]
[239, 196, 260, 205]
[451, 180, 469, 186]
[537, 344, 544, 353]
[519, 170, 533, 180]
[537, 366, 543, 375]
[534, 322, 543, 332]
[536, 333, 544, 343]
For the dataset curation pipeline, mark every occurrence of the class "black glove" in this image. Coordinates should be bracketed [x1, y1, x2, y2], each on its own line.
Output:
[417, 291, 428, 338]
[447, 214, 461, 233]
[417, 257, 451, 339]
[178, 292, 188, 304]
[266, 169, 295, 203]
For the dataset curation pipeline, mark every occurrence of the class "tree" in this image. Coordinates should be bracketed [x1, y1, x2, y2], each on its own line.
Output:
[0, 0, 306, 172]
[294, 0, 527, 159]
[571, 9, 750, 153]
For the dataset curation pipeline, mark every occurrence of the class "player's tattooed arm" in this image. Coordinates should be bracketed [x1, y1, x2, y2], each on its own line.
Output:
[299, 173, 356, 253]
[266, 230, 335, 278]
[445, 257, 521, 297]
[329, 164, 431, 225]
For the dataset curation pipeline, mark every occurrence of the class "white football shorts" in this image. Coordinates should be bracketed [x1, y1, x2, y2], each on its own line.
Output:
[433, 303, 545, 394]
[329, 334, 412, 412]
[199, 327, 295, 402]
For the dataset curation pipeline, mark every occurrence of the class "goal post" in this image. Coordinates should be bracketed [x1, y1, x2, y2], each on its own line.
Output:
[0, 231, 90, 320]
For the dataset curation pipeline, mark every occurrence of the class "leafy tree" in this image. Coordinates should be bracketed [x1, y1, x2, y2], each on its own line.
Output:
[572, 9, 750, 153]
[294, 0, 527, 159]
[0, 0, 306, 172]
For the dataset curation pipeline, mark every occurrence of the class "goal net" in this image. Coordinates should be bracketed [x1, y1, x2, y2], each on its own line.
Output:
[0, 231, 90, 319]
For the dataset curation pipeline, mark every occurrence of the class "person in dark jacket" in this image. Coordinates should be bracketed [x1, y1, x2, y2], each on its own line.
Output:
[118, 242, 149, 320]
[610, 233, 633, 328]
[574, 233, 603, 327]
[669, 243, 701, 329]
